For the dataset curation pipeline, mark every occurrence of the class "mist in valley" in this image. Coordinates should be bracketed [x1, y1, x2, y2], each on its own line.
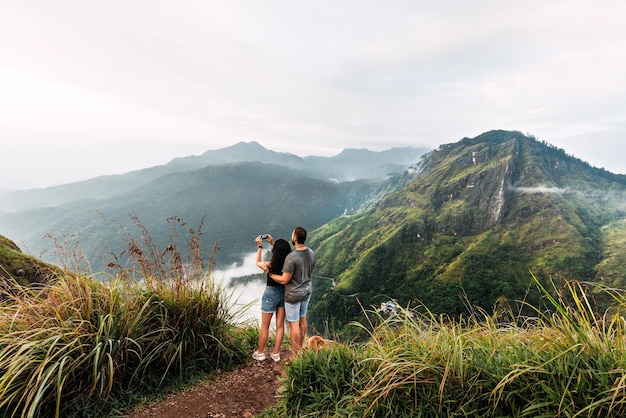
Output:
[212, 251, 267, 325]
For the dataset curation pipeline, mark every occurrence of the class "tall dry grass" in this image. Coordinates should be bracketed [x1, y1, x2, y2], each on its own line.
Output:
[270, 275, 626, 417]
[0, 216, 252, 417]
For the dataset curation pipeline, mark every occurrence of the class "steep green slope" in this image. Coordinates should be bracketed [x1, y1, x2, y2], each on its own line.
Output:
[308, 131, 626, 333]
[0, 234, 60, 285]
[597, 219, 626, 289]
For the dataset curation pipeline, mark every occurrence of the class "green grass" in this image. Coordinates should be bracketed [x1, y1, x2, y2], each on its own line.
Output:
[268, 275, 626, 417]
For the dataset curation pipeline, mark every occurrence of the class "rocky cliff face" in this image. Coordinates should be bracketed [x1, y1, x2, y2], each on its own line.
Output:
[429, 135, 520, 231]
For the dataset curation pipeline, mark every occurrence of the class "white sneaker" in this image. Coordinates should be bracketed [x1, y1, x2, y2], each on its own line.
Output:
[271, 352, 281, 362]
[252, 351, 266, 361]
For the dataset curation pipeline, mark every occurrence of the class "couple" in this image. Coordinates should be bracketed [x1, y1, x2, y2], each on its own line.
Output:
[253, 226, 315, 362]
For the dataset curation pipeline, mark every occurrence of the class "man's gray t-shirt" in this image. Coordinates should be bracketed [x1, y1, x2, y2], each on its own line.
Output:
[282, 248, 315, 303]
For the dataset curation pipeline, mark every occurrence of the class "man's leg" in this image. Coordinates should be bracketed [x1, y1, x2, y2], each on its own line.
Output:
[299, 316, 307, 349]
[289, 320, 302, 353]
[298, 294, 311, 349]
[285, 301, 303, 354]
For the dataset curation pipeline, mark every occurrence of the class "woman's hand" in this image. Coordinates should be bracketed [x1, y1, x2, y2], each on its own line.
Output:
[267, 234, 274, 246]
[255, 235, 263, 246]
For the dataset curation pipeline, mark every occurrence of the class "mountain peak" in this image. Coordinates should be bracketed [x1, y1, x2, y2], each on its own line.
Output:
[214, 140, 268, 153]
[308, 130, 626, 331]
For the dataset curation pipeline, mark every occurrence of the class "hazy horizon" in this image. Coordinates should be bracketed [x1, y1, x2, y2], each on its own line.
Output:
[2, 1, 626, 187]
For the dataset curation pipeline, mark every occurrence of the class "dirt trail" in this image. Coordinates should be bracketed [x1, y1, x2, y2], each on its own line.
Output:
[126, 348, 290, 418]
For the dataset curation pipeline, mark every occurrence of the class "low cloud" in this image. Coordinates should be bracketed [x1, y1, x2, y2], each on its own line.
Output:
[213, 251, 265, 324]
[509, 185, 567, 194]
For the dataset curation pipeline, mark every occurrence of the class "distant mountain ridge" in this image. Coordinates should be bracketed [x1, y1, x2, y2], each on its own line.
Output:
[165, 141, 305, 173]
[170, 141, 425, 182]
[0, 143, 429, 271]
[304, 146, 424, 182]
[307, 130, 626, 333]
[0, 142, 429, 212]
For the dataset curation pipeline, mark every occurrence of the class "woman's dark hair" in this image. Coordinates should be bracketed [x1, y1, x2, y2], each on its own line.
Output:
[270, 239, 292, 273]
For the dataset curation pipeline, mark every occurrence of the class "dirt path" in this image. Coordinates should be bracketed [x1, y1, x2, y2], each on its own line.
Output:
[126, 348, 290, 418]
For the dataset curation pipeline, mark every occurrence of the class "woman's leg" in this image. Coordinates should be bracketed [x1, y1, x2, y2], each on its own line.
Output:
[257, 311, 274, 354]
[272, 307, 285, 355]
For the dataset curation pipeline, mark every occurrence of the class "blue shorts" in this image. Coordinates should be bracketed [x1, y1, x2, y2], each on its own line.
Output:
[261, 286, 285, 313]
[285, 294, 311, 323]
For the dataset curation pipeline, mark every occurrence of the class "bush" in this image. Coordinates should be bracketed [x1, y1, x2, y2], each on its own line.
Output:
[286, 345, 360, 417]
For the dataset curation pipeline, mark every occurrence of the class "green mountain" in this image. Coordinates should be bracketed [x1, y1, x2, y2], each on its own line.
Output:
[307, 130, 626, 333]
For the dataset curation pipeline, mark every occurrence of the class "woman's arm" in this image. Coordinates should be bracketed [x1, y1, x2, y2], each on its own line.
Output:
[255, 235, 269, 273]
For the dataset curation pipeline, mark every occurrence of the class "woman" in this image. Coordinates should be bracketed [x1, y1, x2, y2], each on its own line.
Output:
[252, 234, 291, 362]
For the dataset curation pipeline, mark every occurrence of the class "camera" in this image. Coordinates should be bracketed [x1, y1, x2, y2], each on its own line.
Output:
[261, 234, 269, 240]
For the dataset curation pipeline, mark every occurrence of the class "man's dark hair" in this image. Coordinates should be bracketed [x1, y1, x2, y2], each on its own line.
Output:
[293, 226, 307, 244]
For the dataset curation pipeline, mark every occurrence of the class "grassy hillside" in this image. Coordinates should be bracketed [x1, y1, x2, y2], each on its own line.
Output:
[0, 234, 60, 285]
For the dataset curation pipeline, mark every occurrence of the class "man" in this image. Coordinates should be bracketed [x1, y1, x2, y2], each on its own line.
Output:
[269, 226, 315, 353]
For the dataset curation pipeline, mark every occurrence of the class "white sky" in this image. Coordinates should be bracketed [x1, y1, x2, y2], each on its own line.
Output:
[1, 1, 625, 188]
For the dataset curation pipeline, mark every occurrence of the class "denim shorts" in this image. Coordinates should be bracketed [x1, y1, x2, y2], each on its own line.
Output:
[285, 293, 311, 323]
[261, 286, 285, 313]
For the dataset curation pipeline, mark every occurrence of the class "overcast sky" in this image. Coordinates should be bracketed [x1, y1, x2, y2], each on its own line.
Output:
[1, 1, 625, 188]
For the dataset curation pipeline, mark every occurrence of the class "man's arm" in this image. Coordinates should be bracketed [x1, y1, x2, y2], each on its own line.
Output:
[269, 271, 293, 285]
